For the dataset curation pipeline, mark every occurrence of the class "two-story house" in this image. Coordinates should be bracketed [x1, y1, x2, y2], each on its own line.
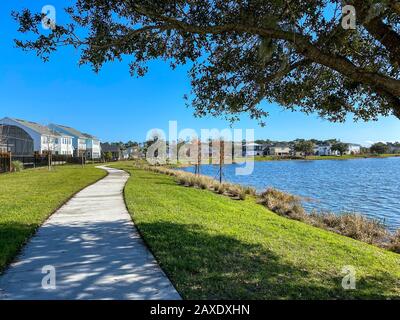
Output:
[49, 124, 101, 159]
[101, 143, 123, 161]
[266, 144, 291, 156]
[0, 117, 73, 156]
[242, 142, 263, 157]
[313, 142, 361, 156]
[346, 144, 361, 155]
[83, 133, 101, 159]
[314, 143, 340, 156]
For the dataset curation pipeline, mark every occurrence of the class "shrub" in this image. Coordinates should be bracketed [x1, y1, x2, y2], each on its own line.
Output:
[233, 186, 247, 200]
[11, 161, 24, 172]
[176, 174, 187, 185]
[197, 176, 211, 189]
[149, 165, 249, 199]
[257, 188, 388, 245]
[224, 184, 248, 200]
[104, 151, 113, 162]
[310, 212, 388, 245]
[257, 188, 308, 221]
[388, 231, 400, 253]
[243, 186, 257, 196]
[217, 183, 227, 194]
[211, 181, 220, 192]
[187, 175, 196, 187]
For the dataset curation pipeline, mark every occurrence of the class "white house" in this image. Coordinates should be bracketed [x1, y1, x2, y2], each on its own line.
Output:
[314, 144, 340, 156]
[84, 133, 101, 159]
[268, 145, 291, 156]
[345, 144, 361, 155]
[242, 143, 263, 157]
[49, 124, 101, 159]
[122, 146, 142, 159]
[313, 142, 361, 156]
[0, 117, 73, 156]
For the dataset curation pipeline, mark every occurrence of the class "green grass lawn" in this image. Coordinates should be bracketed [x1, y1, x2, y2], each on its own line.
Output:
[111, 162, 400, 299]
[0, 165, 106, 271]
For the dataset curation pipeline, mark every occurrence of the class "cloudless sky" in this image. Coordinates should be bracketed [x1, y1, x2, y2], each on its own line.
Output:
[1, 1, 399, 146]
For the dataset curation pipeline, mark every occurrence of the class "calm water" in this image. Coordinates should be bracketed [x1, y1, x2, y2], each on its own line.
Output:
[182, 157, 400, 231]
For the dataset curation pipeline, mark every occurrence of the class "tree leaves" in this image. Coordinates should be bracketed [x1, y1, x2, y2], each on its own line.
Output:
[11, 0, 400, 123]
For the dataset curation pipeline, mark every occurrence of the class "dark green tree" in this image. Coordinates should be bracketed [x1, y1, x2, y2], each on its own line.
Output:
[370, 142, 389, 154]
[294, 140, 315, 158]
[331, 142, 349, 156]
[12, 1, 400, 123]
[104, 151, 113, 162]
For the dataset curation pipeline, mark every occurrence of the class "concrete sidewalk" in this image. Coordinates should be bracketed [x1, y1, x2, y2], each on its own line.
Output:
[0, 166, 181, 300]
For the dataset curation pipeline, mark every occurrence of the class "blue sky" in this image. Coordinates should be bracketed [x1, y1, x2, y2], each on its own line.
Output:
[1, 1, 399, 146]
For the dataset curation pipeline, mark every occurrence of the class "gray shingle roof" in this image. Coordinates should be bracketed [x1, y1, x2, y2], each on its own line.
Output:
[101, 143, 122, 152]
[11, 118, 62, 136]
[82, 132, 98, 140]
[51, 124, 86, 138]
[50, 124, 99, 140]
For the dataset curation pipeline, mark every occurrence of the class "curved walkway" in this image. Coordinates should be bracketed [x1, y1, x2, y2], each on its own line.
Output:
[0, 166, 181, 300]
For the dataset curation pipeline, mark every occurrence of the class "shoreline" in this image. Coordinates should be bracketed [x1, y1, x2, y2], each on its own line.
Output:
[239, 153, 400, 163]
[168, 154, 400, 168]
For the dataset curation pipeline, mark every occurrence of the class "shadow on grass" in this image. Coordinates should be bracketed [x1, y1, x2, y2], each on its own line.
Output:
[0, 219, 398, 300]
[136, 221, 399, 300]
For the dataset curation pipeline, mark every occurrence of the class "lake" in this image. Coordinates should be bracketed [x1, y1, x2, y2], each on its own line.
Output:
[181, 157, 400, 231]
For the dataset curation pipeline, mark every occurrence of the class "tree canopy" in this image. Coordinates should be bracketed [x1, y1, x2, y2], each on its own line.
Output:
[12, 1, 400, 124]
[370, 142, 390, 154]
[294, 140, 315, 156]
[331, 142, 349, 155]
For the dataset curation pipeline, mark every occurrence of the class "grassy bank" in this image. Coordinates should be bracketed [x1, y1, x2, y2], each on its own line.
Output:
[252, 154, 400, 162]
[0, 165, 106, 271]
[111, 162, 400, 299]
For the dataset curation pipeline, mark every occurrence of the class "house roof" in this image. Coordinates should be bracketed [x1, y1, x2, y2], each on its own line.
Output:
[51, 124, 85, 138]
[82, 132, 98, 140]
[101, 143, 122, 152]
[51, 124, 98, 140]
[9, 118, 62, 137]
[317, 142, 332, 147]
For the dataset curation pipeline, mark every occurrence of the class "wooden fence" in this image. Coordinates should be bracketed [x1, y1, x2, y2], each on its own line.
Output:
[0, 152, 12, 173]
[0, 153, 96, 173]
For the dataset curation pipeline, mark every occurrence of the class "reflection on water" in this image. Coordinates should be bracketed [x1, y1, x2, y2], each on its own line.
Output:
[182, 157, 400, 231]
